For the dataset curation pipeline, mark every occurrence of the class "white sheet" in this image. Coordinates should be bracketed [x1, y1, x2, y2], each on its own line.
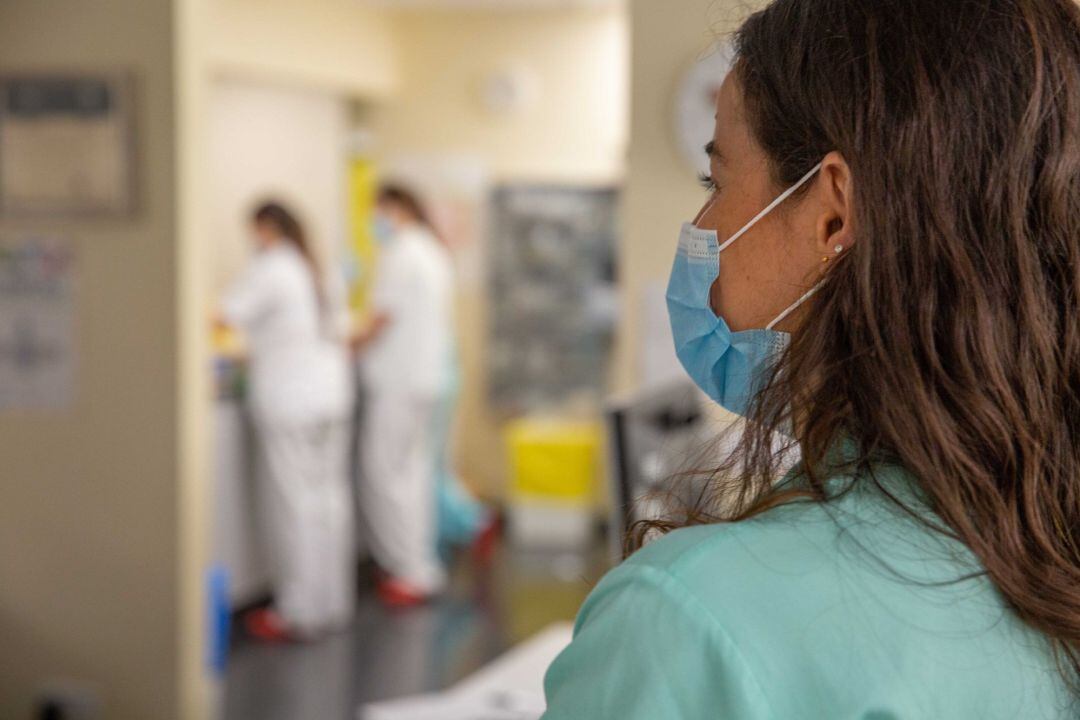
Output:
[359, 622, 573, 720]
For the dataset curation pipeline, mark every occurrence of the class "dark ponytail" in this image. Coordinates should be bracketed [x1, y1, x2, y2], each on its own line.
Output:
[377, 184, 443, 244]
[252, 201, 324, 312]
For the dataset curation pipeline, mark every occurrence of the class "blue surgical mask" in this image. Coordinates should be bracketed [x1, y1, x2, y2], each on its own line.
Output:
[666, 162, 823, 417]
[371, 214, 396, 245]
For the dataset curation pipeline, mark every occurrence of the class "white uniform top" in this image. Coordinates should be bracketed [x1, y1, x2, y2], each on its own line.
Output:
[223, 242, 353, 425]
[363, 225, 454, 399]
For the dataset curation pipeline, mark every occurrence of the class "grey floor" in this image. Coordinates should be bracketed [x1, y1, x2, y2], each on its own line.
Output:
[224, 544, 609, 720]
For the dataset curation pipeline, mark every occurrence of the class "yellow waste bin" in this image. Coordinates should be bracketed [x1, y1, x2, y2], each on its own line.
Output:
[505, 419, 602, 548]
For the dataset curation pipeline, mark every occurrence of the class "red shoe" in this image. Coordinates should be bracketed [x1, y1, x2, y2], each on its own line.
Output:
[471, 513, 501, 565]
[243, 608, 295, 643]
[376, 578, 429, 608]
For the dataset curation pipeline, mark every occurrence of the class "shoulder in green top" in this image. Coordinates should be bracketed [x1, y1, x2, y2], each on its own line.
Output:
[542, 463, 1074, 719]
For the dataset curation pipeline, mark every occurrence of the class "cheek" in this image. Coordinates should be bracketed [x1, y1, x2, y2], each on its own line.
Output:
[698, 194, 751, 284]
[711, 237, 757, 315]
[710, 210, 804, 330]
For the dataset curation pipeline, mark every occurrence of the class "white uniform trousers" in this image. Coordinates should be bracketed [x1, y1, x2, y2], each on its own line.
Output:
[359, 392, 447, 593]
[256, 417, 355, 636]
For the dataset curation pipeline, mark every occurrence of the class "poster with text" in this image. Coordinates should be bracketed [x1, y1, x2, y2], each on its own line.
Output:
[0, 236, 76, 412]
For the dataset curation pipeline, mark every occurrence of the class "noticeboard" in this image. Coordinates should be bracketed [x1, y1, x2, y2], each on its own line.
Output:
[0, 74, 134, 216]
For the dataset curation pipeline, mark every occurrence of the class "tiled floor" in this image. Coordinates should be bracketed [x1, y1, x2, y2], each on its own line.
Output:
[224, 544, 609, 720]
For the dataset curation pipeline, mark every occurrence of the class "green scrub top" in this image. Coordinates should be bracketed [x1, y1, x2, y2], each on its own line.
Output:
[542, 462, 1073, 719]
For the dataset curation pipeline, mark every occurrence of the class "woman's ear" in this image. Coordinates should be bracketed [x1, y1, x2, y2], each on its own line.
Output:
[815, 151, 854, 260]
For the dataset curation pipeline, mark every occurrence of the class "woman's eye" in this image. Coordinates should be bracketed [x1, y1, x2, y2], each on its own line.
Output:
[698, 173, 719, 193]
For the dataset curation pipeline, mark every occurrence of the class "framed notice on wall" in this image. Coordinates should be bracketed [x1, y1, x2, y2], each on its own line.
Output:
[0, 235, 76, 412]
[0, 74, 134, 216]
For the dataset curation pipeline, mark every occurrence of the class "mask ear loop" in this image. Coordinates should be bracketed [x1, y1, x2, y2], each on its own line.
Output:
[766, 284, 820, 331]
[765, 162, 838, 329]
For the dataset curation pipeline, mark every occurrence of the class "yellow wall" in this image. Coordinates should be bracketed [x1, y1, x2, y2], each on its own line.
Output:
[617, 0, 763, 393]
[366, 6, 629, 497]
[0, 0, 188, 718]
[205, 0, 398, 97]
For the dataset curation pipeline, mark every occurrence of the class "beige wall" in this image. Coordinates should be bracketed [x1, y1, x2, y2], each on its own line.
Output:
[205, 0, 398, 97]
[616, 0, 762, 393]
[372, 6, 628, 184]
[176, 0, 213, 715]
[208, 80, 350, 297]
[366, 6, 629, 497]
[0, 0, 189, 718]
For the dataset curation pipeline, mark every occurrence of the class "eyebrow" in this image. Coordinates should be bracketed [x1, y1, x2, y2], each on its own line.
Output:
[704, 141, 724, 163]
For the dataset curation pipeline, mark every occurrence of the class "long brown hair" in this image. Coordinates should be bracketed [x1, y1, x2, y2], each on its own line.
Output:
[635, 0, 1080, 693]
[252, 201, 324, 311]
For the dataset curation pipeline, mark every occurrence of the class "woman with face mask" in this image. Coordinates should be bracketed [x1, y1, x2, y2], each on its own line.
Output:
[542, 0, 1080, 717]
[353, 185, 462, 605]
[220, 201, 355, 641]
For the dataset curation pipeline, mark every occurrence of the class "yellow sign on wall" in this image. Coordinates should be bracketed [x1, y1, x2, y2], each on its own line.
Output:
[346, 157, 378, 316]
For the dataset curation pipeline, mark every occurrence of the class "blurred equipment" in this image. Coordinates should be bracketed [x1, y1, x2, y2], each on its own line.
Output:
[209, 347, 271, 607]
[488, 186, 618, 412]
[605, 381, 709, 562]
[0, 75, 134, 215]
[505, 419, 602, 549]
[206, 565, 231, 720]
[638, 279, 685, 388]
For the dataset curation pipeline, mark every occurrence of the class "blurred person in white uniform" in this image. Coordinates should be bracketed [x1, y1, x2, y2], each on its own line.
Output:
[353, 185, 463, 606]
[220, 201, 355, 640]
